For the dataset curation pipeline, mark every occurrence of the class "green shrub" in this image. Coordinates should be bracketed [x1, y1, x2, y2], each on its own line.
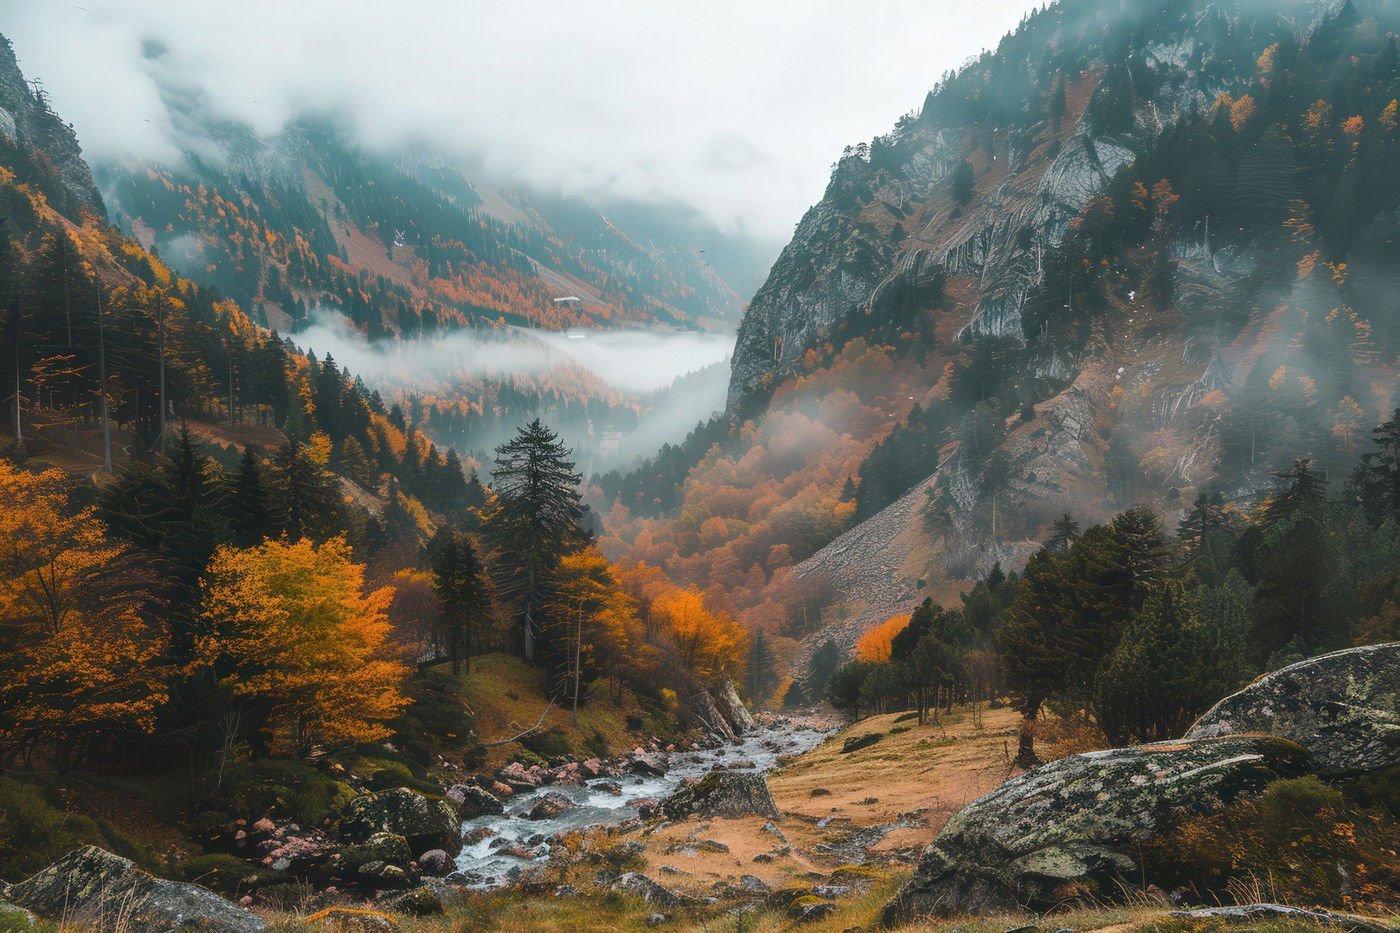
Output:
[0, 777, 147, 880]
[388, 670, 475, 765]
[1352, 765, 1400, 818]
[520, 728, 573, 760]
[194, 760, 354, 830]
[168, 853, 283, 894]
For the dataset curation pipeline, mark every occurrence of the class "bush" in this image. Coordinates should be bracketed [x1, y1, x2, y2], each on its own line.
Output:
[168, 853, 282, 895]
[194, 760, 354, 831]
[388, 670, 475, 765]
[0, 777, 148, 880]
[1352, 765, 1400, 818]
[519, 728, 573, 760]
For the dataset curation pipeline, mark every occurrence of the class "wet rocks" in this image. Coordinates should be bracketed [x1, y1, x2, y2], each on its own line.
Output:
[626, 752, 669, 777]
[416, 849, 453, 877]
[1184, 642, 1400, 777]
[338, 788, 463, 856]
[7, 846, 267, 932]
[712, 679, 757, 734]
[527, 792, 577, 821]
[881, 735, 1311, 922]
[662, 771, 780, 821]
[593, 780, 623, 795]
[448, 784, 505, 820]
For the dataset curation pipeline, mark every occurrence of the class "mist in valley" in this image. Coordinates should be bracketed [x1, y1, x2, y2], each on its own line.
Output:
[290, 311, 735, 477]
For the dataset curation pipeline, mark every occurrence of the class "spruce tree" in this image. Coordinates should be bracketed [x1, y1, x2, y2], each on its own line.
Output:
[229, 445, 273, 546]
[430, 527, 490, 676]
[269, 436, 345, 542]
[745, 627, 778, 707]
[488, 419, 587, 662]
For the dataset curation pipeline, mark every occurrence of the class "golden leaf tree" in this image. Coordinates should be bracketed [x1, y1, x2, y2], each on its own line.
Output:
[194, 536, 408, 756]
[0, 462, 167, 770]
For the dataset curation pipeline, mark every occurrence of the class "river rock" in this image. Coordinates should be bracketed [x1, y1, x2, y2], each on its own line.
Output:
[882, 735, 1311, 922]
[627, 752, 669, 777]
[463, 826, 497, 845]
[1169, 904, 1393, 932]
[610, 872, 682, 908]
[693, 689, 739, 742]
[527, 792, 577, 820]
[7, 846, 267, 932]
[338, 788, 462, 856]
[713, 679, 757, 734]
[661, 771, 780, 821]
[416, 849, 453, 877]
[594, 780, 623, 795]
[449, 784, 505, 820]
[1184, 643, 1400, 777]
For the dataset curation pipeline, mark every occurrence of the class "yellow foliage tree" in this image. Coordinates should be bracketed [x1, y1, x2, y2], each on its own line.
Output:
[855, 614, 912, 663]
[194, 536, 407, 756]
[651, 586, 748, 686]
[0, 462, 167, 769]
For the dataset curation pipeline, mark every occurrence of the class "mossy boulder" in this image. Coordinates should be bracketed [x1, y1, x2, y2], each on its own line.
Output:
[305, 906, 401, 930]
[882, 735, 1310, 922]
[661, 771, 780, 821]
[337, 788, 461, 856]
[1185, 642, 1400, 777]
[7, 845, 267, 931]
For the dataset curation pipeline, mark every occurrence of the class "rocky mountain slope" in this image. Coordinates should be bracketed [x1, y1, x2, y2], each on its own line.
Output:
[726, 0, 1400, 653]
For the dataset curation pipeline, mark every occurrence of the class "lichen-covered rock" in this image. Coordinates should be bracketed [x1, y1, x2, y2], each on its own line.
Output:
[712, 680, 757, 735]
[304, 906, 401, 930]
[1170, 904, 1393, 932]
[1184, 643, 1400, 777]
[882, 735, 1311, 922]
[661, 771, 780, 821]
[338, 788, 462, 856]
[692, 689, 738, 742]
[610, 872, 681, 908]
[448, 784, 504, 820]
[7, 846, 267, 931]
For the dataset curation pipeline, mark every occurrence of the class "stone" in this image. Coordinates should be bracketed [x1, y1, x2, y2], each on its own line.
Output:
[882, 735, 1312, 922]
[462, 827, 497, 846]
[416, 849, 453, 877]
[841, 732, 883, 754]
[526, 792, 577, 821]
[627, 753, 669, 777]
[1170, 904, 1393, 932]
[662, 771, 780, 821]
[697, 840, 729, 853]
[1185, 643, 1400, 777]
[692, 689, 738, 742]
[712, 679, 757, 734]
[593, 780, 624, 795]
[646, 912, 670, 927]
[761, 821, 787, 843]
[610, 872, 681, 909]
[338, 788, 462, 856]
[739, 874, 772, 894]
[793, 901, 838, 923]
[448, 784, 505, 820]
[304, 906, 400, 930]
[554, 883, 581, 897]
[7, 846, 267, 932]
[379, 884, 444, 917]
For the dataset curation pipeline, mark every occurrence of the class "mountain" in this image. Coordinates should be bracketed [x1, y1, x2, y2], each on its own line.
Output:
[92, 50, 759, 338]
[601, 0, 1400, 657]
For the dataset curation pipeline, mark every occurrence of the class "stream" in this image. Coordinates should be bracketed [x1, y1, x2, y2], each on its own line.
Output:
[451, 721, 830, 887]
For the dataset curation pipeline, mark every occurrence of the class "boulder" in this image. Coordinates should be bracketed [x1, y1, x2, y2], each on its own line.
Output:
[1185, 642, 1400, 777]
[448, 784, 505, 820]
[882, 735, 1311, 922]
[692, 689, 739, 742]
[416, 849, 453, 877]
[626, 752, 669, 777]
[7, 846, 267, 932]
[661, 771, 780, 821]
[338, 788, 462, 856]
[610, 872, 681, 908]
[526, 792, 577, 821]
[1169, 904, 1393, 932]
[841, 732, 883, 754]
[712, 679, 757, 735]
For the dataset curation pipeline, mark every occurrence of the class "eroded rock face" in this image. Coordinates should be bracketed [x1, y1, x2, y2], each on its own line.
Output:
[7, 846, 267, 932]
[712, 680, 757, 735]
[338, 788, 462, 856]
[661, 771, 780, 822]
[882, 735, 1310, 922]
[1184, 642, 1400, 777]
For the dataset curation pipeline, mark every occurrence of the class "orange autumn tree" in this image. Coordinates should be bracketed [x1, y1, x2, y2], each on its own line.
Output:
[194, 536, 408, 756]
[0, 462, 167, 770]
[855, 614, 912, 663]
[546, 549, 639, 721]
[651, 586, 748, 686]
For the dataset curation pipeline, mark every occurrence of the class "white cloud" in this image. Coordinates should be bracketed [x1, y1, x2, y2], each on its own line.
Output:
[6, 0, 1037, 239]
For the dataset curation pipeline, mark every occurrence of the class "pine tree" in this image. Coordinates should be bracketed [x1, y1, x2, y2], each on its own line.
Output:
[805, 639, 842, 701]
[229, 445, 273, 547]
[269, 436, 345, 543]
[429, 527, 490, 676]
[488, 419, 587, 663]
[1046, 513, 1080, 552]
[745, 627, 778, 707]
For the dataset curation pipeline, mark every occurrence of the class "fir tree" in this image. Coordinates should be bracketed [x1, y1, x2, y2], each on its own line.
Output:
[229, 445, 273, 547]
[745, 627, 778, 707]
[269, 437, 345, 543]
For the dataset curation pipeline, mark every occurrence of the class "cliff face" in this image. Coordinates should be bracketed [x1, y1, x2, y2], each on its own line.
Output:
[0, 36, 105, 221]
[724, 0, 1400, 655]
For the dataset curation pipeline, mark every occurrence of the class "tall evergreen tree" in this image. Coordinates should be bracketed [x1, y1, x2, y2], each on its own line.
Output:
[488, 419, 587, 662]
[229, 445, 274, 547]
[429, 527, 490, 676]
[269, 437, 345, 543]
[745, 627, 778, 707]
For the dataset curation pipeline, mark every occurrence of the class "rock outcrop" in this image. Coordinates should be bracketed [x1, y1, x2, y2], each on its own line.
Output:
[662, 771, 781, 821]
[337, 788, 462, 856]
[1169, 904, 1394, 933]
[712, 679, 757, 735]
[1185, 642, 1400, 777]
[6, 846, 267, 932]
[881, 735, 1310, 922]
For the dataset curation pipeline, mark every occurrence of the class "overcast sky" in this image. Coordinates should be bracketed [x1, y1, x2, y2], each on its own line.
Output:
[8, 0, 1036, 242]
